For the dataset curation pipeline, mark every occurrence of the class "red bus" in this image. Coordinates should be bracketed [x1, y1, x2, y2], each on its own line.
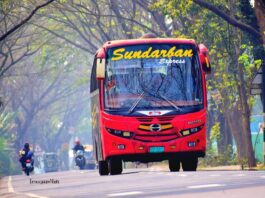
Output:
[90, 35, 211, 175]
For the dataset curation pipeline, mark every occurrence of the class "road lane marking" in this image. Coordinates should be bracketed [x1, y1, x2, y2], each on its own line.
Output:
[8, 176, 48, 198]
[232, 174, 245, 177]
[107, 191, 143, 197]
[8, 176, 14, 193]
[179, 174, 187, 177]
[261, 176, 265, 178]
[187, 184, 225, 189]
[210, 174, 220, 177]
[26, 193, 48, 198]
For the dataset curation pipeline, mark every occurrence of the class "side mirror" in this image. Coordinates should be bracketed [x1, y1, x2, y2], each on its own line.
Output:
[96, 48, 106, 79]
[96, 58, 105, 79]
[198, 44, 211, 74]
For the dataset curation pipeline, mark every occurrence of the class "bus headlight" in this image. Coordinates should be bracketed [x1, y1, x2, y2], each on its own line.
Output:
[180, 124, 204, 136]
[106, 128, 134, 139]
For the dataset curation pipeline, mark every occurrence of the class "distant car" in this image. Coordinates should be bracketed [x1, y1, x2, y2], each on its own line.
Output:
[83, 145, 96, 169]
[43, 153, 58, 172]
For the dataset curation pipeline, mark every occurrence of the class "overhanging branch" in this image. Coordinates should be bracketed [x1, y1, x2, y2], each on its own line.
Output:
[193, 0, 261, 39]
[0, 0, 55, 41]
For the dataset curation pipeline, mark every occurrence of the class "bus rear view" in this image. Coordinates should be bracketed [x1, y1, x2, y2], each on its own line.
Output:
[90, 36, 211, 175]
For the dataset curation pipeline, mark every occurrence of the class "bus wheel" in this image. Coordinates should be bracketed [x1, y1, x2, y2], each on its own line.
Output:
[181, 157, 198, 171]
[98, 160, 109, 175]
[168, 159, 180, 172]
[108, 158, 122, 175]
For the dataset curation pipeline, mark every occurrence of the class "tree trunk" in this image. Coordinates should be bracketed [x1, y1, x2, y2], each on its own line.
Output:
[235, 44, 257, 167]
[224, 109, 247, 159]
[217, 113, 232, 154]
[254, 0, 265, 44]
[217, 113, 233, 155]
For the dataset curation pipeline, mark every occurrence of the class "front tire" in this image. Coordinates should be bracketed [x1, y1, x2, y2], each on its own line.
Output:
[26, 169, 30, 176]
[168, 159, 180, 172]
[181, 157, 198, 171]
[108, 158, 122, 175]
[98, 160, 109, 175]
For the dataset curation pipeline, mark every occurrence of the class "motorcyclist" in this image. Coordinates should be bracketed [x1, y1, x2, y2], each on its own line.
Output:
[19, 143, 34, 170]
[73, 139, 85, 167]
[73, 139, 84, 154]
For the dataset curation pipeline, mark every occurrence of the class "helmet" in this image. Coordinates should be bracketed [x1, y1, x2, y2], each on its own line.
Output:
[75, 139, 80, 145]
[24, 143, 29, 149]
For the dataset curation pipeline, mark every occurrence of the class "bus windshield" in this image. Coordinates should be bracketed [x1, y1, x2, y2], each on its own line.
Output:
[104, 44, 203, 114]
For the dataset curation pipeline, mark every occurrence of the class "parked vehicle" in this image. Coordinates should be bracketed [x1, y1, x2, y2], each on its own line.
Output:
[83, 145, 96, 169]
[43, 153, 58, 173]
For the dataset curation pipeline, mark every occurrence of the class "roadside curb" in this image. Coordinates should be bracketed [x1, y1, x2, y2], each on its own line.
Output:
[198, 165, 242, 171]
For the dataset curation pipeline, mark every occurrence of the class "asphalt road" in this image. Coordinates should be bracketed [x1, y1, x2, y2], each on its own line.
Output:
[1, 167, 265, 198]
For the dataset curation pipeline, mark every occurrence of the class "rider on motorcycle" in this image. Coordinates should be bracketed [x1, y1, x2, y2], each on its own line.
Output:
[19, 143, 34, 170]
[73, 139, 84, 154]
[73, 139, 85, 167]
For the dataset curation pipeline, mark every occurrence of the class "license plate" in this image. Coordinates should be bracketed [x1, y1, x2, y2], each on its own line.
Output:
[26, 163, 31, 167]
[149, 146, 164, 153]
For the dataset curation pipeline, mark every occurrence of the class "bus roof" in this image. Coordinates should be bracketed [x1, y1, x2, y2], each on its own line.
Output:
[102, 38, 197, 49]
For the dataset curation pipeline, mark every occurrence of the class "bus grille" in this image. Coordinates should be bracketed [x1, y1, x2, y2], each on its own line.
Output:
[136, 117, 153, 122]
[136, 116, 174, 122]
[157, 116, 174, 122]
[134, 133, 178, 142]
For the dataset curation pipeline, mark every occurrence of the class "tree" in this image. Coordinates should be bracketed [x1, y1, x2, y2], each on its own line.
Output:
[153, 0, 261, 167]
[193, 0, 264, 43]
[2, 0, 262, 171]
[193, 0, 264, 168]
[0, 0, 55, 42]
[254, 0, 265, 43]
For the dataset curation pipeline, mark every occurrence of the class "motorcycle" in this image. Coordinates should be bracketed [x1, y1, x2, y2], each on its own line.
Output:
[75, 150, 86, 170]
[24, 158, 34, 176]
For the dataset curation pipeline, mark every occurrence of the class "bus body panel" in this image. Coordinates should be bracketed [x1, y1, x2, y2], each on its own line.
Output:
[99, 109, 206, 161]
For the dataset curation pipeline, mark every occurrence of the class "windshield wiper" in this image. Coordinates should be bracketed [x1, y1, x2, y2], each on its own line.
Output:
[157, 93, 182, 112]
[128, 92, 145, 114]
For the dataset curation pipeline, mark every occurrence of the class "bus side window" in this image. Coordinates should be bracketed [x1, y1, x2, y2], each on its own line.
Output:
[90, 55, 99, 93]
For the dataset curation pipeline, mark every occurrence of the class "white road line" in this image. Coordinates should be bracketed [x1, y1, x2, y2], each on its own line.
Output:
[232, 174, 245, 177]
[179, 174, 187, 177]
[187, 184, 226, 189]
[107, 191, 143, 197]
[261, 176, 265, 178]
[8, 176, 14, 193]
[26, 193, 48, 198]
[8, 176, 48, 198]
[210, 174, 220, 177]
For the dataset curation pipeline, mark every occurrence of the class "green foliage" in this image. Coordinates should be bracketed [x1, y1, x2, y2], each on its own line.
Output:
[152, 0, 193, 16]
[0, 112, 14, 139]
[0, 137, 5, 151]
[1, 0, 262, 169]
[200, 144, 237, 167]
[210, 122, 221, 141]
[0, 150, 10, 176]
